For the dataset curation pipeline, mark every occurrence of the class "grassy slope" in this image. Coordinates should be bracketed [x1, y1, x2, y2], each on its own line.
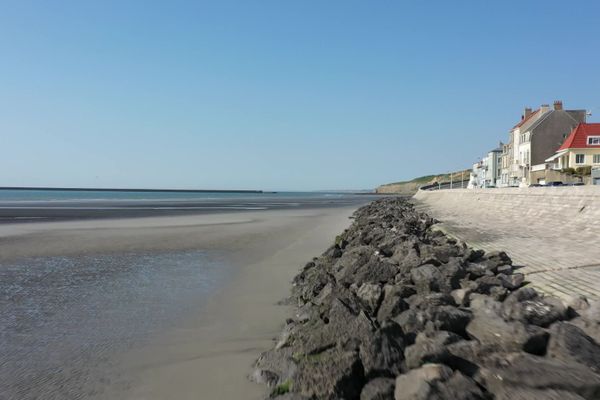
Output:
[376, 169, 470, 194]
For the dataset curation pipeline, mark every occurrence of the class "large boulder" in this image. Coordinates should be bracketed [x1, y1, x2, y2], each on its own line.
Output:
[360, 378, 395, 400]
[394, 364, 453, 400]
[547, 322, 600, 373]
[466, 309, 548, 355]
[404, 331, 462, 369]
[376, 285, 410, 322]
[293, 349, 365, 400]
[476, 353, 600, 399]
[357, 283, 384, 315]
[502, 295, 568, 327]
[360, 321, 405, 378]
[411, 264, 444, 294]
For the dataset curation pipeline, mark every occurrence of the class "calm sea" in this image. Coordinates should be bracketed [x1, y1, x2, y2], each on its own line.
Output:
[0, 189, 352, 202]
[0, 189, 377, 398]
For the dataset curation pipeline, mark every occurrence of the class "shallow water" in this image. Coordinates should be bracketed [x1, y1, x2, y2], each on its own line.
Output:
[0, 251, 230, 399]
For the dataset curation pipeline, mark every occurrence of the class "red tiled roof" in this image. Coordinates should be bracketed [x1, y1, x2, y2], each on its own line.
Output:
[512, 109, 540, 129]
[558, 123, 600, 150]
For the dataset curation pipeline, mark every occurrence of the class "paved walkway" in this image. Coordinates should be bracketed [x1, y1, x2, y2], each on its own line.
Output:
[413, 189, 600, 301]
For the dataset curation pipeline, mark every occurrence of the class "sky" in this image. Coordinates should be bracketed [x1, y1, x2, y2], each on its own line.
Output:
[1, 1, 600, 191]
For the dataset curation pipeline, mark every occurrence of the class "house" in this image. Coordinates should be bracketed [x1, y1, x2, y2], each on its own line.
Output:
[468, 160, 484, 189]
[468, 145, 502, 188]
[484, 146, 503, 187]
[545, 123, 600, 184]
[501, 101, 586, 186]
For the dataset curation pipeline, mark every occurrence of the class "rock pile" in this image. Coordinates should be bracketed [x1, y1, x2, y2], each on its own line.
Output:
[252, 198, 600, 400]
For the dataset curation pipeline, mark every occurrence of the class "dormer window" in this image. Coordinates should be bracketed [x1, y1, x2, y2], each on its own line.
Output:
[588, 136, 600, 145]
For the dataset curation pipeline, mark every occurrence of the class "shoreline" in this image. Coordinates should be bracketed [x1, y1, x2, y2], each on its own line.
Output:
[0, 204, 364, 399]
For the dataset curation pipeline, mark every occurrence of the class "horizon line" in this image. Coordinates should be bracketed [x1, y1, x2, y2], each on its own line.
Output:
[0, 186, 265, 194]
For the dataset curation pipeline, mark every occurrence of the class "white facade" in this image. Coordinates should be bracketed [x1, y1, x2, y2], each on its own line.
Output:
[469, 148, 502, 189]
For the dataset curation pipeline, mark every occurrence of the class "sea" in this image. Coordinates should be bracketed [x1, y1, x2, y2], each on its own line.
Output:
[0, 189, 373, 222]
[0, 189, 377, 399]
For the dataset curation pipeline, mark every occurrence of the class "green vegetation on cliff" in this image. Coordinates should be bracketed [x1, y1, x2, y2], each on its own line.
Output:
[376, 169, 470, 194]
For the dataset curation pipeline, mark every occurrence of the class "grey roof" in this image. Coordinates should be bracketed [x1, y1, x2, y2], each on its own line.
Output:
[526, 109, 586, 134]
[524, 109, 554, 133]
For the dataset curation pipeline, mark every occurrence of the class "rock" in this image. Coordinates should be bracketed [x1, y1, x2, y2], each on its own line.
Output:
[472, 275, 503, 294]
[496, 264, 513, 275]
[332, 246, 373, 283]
[251, 368, 279, 387]
[481, 250, 512, 272]
[293, 349, 365, 400]
[464, 248, 485, 262]
[411, 264, 443, 294]
[431, 371, 486, 399]
[468, 294, 502, 314]
[292, 262, 331, 304]
[446, 340, 493, 376]
[466, 311, 549, 355]
[408, 293, 456, 309]
[253, 347, 297, 388]
[392, 309, 426, 343]
[404, 331, 461, 369]
[357, 283, 384, 315]
[547, 322, 600, 372]
[394, 364, 453, 400]
[564, 295, 590, 313]
[451, 288, 472, 306]
[377, 285, 410, 322]
[426, 305, 472, 336]
[437, 258, 467, 292]
[352, 259, 400, 286]
[497, 272, 524, 290]
[502, 296, 568, 327]
[360, 321, 405, 378]
[489, 285, 508, 301]
[360, 378, 395, 400]
[272, 393, 310, 400]
[292, 299, 375, 355]
[477, 352, 600, 399]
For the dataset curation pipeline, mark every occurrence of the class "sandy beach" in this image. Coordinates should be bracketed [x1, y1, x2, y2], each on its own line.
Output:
[0, 204, 364, 399]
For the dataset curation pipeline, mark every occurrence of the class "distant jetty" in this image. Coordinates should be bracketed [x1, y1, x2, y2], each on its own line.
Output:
[0, 187, 263, 194]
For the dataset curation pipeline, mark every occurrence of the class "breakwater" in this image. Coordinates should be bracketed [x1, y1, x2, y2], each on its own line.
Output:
[253, 197, 600, 399]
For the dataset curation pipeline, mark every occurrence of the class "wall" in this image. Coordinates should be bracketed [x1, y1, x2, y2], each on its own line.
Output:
[414, 186, 600, 228]
[531, 111, 582, 166]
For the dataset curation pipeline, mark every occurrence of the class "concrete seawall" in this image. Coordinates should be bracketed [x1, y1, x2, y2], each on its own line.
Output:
[413, 186, 600, 300]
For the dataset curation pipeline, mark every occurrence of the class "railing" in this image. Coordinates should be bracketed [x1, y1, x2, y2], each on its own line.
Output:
[420, 179, 471, 191]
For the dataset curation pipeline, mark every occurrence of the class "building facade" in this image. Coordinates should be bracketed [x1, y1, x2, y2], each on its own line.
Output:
[546, 123, 600, 170]
[505, 101, 586, 186]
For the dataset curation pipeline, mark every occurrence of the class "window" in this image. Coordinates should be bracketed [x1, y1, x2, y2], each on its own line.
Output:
[588, 136, 600, 145]
[594, 154, 600, 164]
[576, 154, 585, 164]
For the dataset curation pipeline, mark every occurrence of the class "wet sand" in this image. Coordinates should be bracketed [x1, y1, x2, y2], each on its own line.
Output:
[0, 205, 364, 399]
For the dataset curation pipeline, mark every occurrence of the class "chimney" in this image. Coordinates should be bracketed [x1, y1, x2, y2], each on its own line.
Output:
[523, 107, 532, 120]
[540, 104, 550, 113]
[554, 100, 563, 111]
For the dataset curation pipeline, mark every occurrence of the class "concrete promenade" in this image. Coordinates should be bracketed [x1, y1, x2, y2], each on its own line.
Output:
[413, 186, 600, 300]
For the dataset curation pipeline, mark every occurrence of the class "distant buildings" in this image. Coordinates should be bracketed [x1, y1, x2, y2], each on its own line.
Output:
[473, 100, 595, 187]
[468, 145, 502, 188]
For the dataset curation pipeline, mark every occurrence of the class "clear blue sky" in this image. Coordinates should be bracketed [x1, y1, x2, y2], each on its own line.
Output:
[2, 1, 599, 191]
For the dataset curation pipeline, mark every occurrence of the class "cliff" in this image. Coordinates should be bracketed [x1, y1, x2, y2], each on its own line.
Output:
[376, 170, 470, 194]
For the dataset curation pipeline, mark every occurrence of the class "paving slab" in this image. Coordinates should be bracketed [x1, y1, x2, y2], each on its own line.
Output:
[413, 187, 600, 301]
